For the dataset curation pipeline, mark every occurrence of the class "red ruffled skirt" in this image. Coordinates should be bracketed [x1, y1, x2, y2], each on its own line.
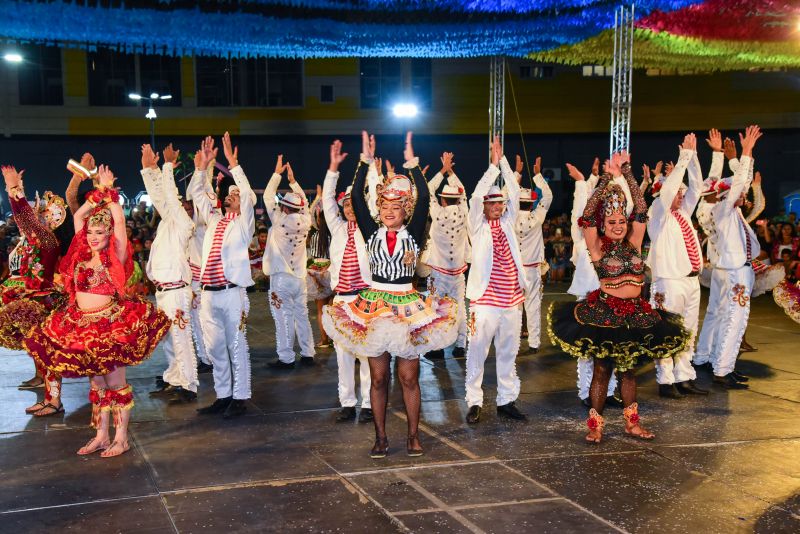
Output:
[0, 280, 64, 350]
[23, 296, 171, 378]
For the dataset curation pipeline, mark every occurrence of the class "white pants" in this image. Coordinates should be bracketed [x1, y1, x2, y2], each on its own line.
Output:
[651, 276, 700, 385]
[428, 270, 467, 348]
[155, 286, 199, 392]
[200, 287, 252, 400]
[522, 265, 543, 348]
[269, 272, 315, 364]
[710, 266, 754, 376]
[695, 267, 723, 366]
[465, 304, 522, 408]
[191, 281, 211, 365]
[333, 294, 371, 409]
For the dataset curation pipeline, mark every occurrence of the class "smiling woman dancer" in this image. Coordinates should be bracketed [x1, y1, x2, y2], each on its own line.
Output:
[548, 152, 688, 444]
[24, 165, 170, 457]
[323, 131, 458, 459]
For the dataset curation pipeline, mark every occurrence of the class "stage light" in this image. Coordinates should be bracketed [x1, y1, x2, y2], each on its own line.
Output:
[128, 93, 142, 100]
[150, 92, 159, 99]
[160, 94, 172, 100]
[3, 53, 23, 63]
[145, 108, 157, 120]
[392, 103, 419, 118]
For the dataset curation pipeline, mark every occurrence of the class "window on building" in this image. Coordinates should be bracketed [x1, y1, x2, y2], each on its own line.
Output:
[197, 57, 302, 107]
[267, 58, 303, 107]
[519, 65, 553, 79]
[139, 54, 182, 106]
[88, 49, 137, 106]
[360, 58, 401, 109]
[320, 84, 334, 103]
[410, 59, 432, 109]
[17, 45, 63, 105]
[582, 65, 613, 77]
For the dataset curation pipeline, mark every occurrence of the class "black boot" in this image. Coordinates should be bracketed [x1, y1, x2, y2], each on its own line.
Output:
[466, 405, 481, 424]
[197, 361, 214, 374]
[197, 396, 232, 414]
[268, 359, 295, 370]
[424, 349, 445, 360]
[451, 346, 466, 358]
[336, 406, 356, 422]
[713, 374, 749, 390]
[168, 387, 198, 403]
[731, 370, 750, 383]
[658, 384, 685, 399]
[358, 408, 374, 423]
[497, 401, 527, 421]
[223, 399, 247, 419]
[605, 395, 624, 408]
[675, 380, 709, 395]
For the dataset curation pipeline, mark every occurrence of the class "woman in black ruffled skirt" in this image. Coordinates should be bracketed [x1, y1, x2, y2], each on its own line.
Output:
[548, 152, 688, 443]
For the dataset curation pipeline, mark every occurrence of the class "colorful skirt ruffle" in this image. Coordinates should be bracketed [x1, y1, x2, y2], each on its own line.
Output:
[773, 280, 800, 325]
[547, 290, 689, 372]
[23, 296, 171, 378]
[0, 281, 64, 350]
[322, 285, 458, 359]
[751, 260, 785, 298]
[306, 260, 333, 301]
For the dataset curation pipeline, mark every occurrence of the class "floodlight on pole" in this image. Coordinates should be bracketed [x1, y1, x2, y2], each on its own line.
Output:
[150, 92, 159, 99]
[128, 93, 142, 100]
[3, 53, 23, 63]
[392, 103, 418, 119]
[160, 95, 172, 100]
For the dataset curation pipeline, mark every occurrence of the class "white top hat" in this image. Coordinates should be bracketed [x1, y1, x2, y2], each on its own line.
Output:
[228, 185, 257, 204]
[337, 185, 353, 207]
[439, 184, 463, 198]
[279, 191, 305, 209]
[483, 185, 507, 203]
[519, 188, 539, 202]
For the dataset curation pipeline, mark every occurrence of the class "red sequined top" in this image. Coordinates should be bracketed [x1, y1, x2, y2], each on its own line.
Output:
[74, 261, 117, 296]
[593, 238, 645, 289]
[9, 196, 59, 288]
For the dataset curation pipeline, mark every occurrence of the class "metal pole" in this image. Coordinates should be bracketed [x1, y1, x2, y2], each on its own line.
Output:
[609, 4, 635, 156]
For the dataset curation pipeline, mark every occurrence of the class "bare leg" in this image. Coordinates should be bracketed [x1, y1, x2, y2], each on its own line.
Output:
[78, 375, 111, 454]
[101, 367, 132, 457]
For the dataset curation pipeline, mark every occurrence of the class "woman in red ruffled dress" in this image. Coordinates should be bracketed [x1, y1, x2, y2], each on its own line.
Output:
[24, 165, 170, 457]
[1, 166, 68, 416]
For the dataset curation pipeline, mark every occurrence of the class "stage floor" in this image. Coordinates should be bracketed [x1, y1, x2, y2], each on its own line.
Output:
[1, 285, 799, 533]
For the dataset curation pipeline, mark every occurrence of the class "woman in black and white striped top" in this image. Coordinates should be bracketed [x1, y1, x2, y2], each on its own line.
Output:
[322, 131, 458, 460]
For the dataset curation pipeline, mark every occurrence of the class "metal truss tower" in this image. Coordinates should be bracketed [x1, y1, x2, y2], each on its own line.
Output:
[489, 56, 505, 154]
[609, 4, 635, 155]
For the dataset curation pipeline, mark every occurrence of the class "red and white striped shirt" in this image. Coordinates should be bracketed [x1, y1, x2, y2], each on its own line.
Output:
[473, 220, 524, 308]
[201, 213, 236, 286]
[673, 210, 702, 272]
[334, 221, 368, 293]
[189, 262, 201, 283]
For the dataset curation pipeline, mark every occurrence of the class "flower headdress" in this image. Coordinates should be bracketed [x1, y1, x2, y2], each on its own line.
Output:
[376, 174, 415, 218]
[602, 183, 628, 218]
[37, 191, 68, 230]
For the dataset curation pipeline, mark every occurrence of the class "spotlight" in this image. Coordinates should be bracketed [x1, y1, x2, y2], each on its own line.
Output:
[392, 103, 419, 118]
[145, 108, 157, 120]
[3, 53, 23, 63]
[128, 93, 142, 100]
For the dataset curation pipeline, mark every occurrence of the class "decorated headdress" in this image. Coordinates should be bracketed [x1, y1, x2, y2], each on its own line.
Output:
[483, 185, 507, 203]
[712, 177, 732, 198]
[376, 174, 416, 217]
[602, 183, 628, 218]
[37, 191, 68, 230]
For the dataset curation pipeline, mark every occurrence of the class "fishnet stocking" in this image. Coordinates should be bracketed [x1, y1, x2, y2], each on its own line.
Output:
[619, 369, 637, 408]
[368, 353, 391, 439]
[590, 359, 614, 414]
[396, 357, 421, 437]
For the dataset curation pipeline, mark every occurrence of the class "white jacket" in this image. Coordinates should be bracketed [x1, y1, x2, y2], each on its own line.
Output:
[646, 148, 704, 279]
[143, 163, 194, 285]
[515, 172, 552, 265]
[322, 169, 372, 290]
[188, 166, 256, 288]
[465, 156, 530, 301]
[424, 171, 471, 272]
[709, 155, 760, 269]
[261, 173, 312, 278]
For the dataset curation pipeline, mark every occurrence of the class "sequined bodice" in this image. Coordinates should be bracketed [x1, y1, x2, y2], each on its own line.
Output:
[75, 261, 116, 296]
[593, 239, 645, 288]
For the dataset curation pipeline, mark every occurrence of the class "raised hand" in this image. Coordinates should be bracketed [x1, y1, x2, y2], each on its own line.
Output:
[316, 184, 322, 198]
[141, 144, 159, 169]
[97, 164, 116, 190]
[163, 143, 180, 165]
[654, 160, 663, 176]
[286, 163, 296, 184]
[706, 128, 723, 152]
[665, 161, 675, 176]
[591, 157, 600, 177]
[515, 155, 523, 174]
[617, 150, 631, 166]
[682, 132, 697, 151]
[385, 159, 395, 176]
[607, 154, 621, 176]
[754, 171, 762, 186]
[222, 131, 238, 169]
[641, 164, 651, 182]
[565, 163, 585, 182]
[195, 136, 217, 171]
[361, 130, 373, 160]
[490, 135, 501, 167]
[275, 154, 288, 176]
[329, 139, 348, 172]
[374, 157, 383, 176]
[1, 165, 24, 189]
[440, 151, 454, 176]
[723, 137, 737, 160]
[80, 152, 96, 173]
[533, 156, 542, 176]
[421, 164, 429, 176]
[403, 131, 414, 162]
[739, 125, 763, 157]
